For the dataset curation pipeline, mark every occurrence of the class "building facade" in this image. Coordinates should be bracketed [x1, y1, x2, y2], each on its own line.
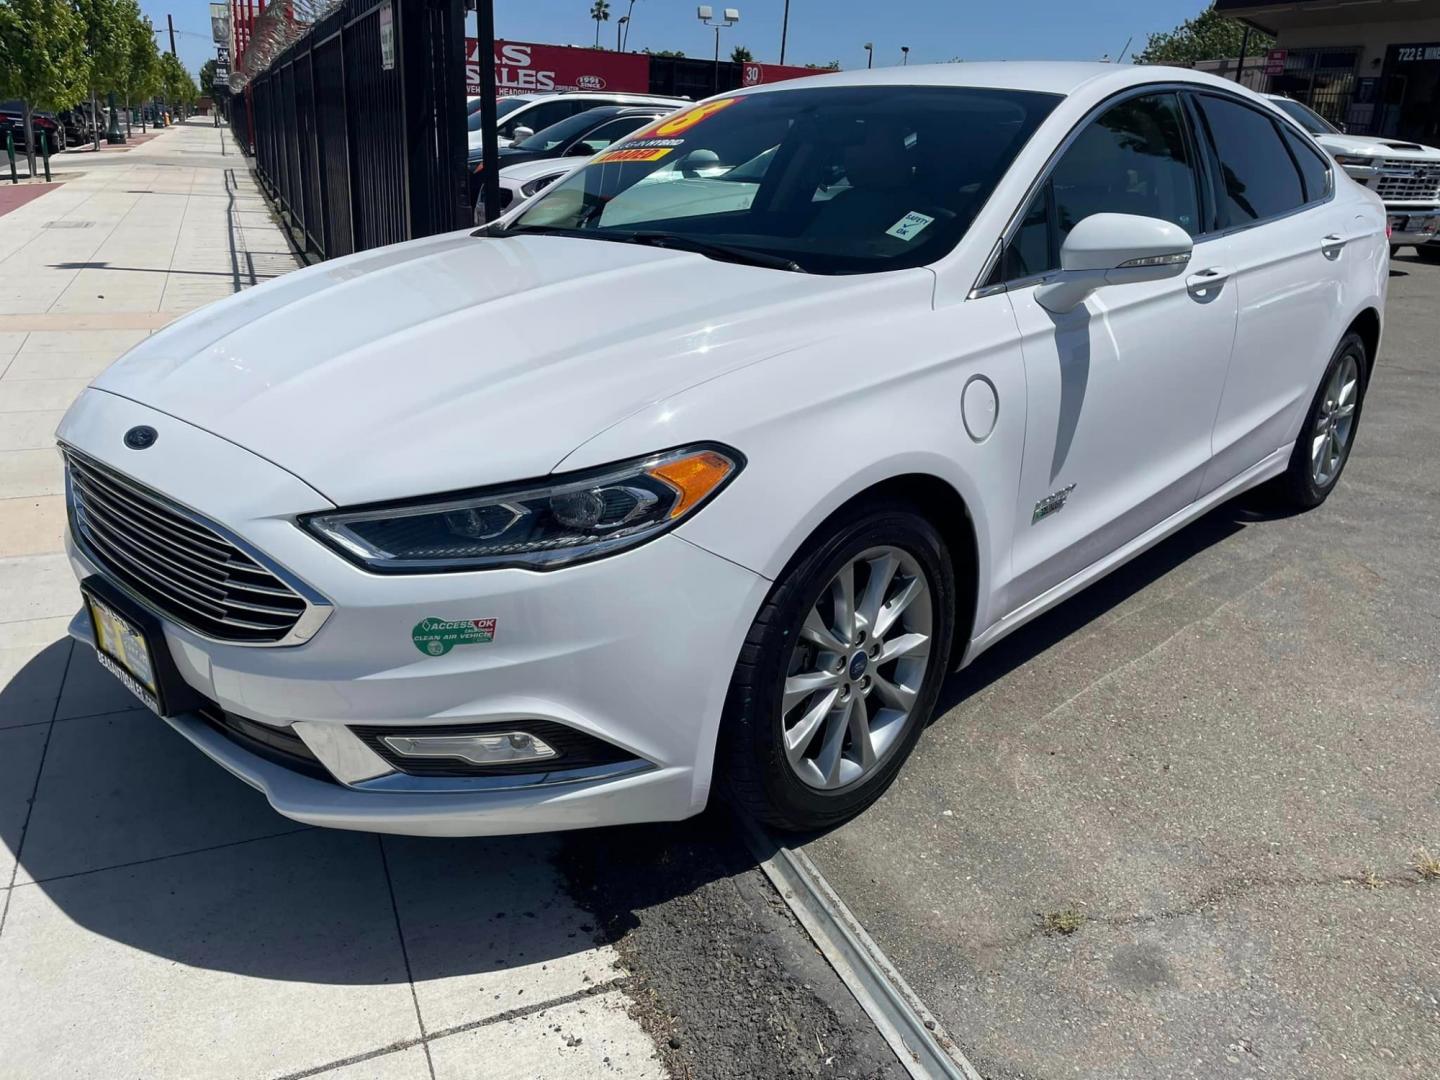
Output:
[1217, 0, 1440, 143]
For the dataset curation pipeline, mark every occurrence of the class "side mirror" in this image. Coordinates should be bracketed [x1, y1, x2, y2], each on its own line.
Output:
[1035, 213, 1193, 314]
[511, 125, 535, 142]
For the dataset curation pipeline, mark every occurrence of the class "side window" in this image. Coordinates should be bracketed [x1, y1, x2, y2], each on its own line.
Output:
[570, 116, 653, 154]
[995, 92, 1200, 282]
[1051, 93, 1201, 244]
[1193, 94, 1306, 226]
[1279, 122, 1333, 203]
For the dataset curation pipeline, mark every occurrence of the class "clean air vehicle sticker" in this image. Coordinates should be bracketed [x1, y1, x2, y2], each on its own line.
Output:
[412, 617, 497, 656]
[886, 211, 936, 242]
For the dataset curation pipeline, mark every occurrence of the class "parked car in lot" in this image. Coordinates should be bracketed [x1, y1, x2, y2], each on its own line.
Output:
[1267, 94, 1440, 252]
[470, 105, 680, 221]
[475, 158, 581, 225]
[58, 63, 1386, 836]
[466, 90, 689, 153]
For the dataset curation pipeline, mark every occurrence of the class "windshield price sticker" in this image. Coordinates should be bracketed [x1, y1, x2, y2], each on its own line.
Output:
[886, 211, 936, 242]
[634, 97, 740, 140]
[594, 146, 675, 164]
[412, 617, 497, 656]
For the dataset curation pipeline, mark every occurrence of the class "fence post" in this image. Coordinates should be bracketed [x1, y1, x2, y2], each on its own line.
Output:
[40, 132, 51, 182]
[6, 133, 15, 184]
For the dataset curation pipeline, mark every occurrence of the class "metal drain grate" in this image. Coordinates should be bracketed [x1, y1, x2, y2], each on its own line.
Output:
[42, 220, 95, 229]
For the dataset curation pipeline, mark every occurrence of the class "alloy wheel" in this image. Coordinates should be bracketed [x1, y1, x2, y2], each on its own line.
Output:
[780, 545, 933, 791]
[1312, 352, 1360, 488]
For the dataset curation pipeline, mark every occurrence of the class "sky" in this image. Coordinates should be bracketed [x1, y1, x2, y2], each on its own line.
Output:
[150, 0, 1216, 81]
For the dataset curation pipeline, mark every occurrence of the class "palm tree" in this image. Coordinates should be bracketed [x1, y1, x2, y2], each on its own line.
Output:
[590, 0, 611, 47]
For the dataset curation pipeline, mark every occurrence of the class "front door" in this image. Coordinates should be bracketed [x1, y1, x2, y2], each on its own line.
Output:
[990, 90, 1239, 614]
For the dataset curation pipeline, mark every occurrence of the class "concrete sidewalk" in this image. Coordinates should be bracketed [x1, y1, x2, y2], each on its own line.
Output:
[0, 121, 666, 1080]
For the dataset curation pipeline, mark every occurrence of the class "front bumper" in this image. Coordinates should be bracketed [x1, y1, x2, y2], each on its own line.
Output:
[59, 391, 769, 836]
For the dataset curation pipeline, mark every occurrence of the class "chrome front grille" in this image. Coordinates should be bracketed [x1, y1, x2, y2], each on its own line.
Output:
[1375, 159, 1440, 202]
[64, 448, 326, 645]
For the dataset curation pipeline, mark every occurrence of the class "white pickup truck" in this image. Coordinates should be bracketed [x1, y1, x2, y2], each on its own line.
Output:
[1269, 95, 1440, 259]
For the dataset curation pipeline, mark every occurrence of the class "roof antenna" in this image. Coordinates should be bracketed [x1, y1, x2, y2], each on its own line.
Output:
[1114, 35, 1133, 64]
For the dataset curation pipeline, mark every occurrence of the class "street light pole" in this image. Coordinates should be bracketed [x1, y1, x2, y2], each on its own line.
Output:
[864, 42, 873, 69]
[780, 0, 790, 65]
[900, 46, 909, 65]
[617, 16, 626, 51]
[698, 7, 739, 94]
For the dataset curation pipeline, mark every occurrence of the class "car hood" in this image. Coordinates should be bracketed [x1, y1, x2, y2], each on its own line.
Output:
[1316, 133, 1440, 160]
[92, 230, 930, 506]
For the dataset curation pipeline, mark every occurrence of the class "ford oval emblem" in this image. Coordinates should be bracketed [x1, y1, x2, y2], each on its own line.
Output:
[123, 425, 158, 450]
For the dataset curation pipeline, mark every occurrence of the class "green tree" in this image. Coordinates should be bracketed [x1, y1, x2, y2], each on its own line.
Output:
[730, 44, 753, 63]
[158, 51, 196, 116]
[589, 0, 609, 47]
[199, 58, 218, 97]
[804, 60, 840, 70]
[74, 0, 133, 145]
[0, 0, 90, 172]
[122, 8, 162, 130]
[643, 47, 684, 58]
[1134, 3, 1272, 65]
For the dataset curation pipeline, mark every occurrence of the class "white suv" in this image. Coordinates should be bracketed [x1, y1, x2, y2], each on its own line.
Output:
[468, 91, 690, 152]
[1268, 94, 1440, 250]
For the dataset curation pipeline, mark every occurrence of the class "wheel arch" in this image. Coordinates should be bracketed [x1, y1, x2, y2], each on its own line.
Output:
[1345, 306, 1381, 382]
[774, 471, 982, 673]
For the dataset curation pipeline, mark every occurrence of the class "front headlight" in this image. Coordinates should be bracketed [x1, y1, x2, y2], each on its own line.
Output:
[302, 445, 742, 573]
[520, 173, 562, 198]
[1333, 154, 1376, 168]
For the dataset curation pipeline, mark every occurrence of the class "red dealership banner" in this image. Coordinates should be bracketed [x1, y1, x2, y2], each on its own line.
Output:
[740, 62, 824, 86]
[465, 40, 651, 96]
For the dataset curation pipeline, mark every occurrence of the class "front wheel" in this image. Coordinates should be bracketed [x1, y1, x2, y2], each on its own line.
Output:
[1277, 331, 1368, 509]
[719, 502, 955, 831]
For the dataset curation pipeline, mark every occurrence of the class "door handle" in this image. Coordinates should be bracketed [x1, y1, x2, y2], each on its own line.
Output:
[1186, 266, 1231, 297]
[1320, 233, 1347, 258]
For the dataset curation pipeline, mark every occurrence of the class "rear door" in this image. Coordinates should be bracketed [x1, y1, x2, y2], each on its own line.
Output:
[1186, 91, 1350, 492]
[997, 91, 1240, 612]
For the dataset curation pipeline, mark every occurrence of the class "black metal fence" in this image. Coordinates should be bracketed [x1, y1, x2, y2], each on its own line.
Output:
[235, 0, 467, 260]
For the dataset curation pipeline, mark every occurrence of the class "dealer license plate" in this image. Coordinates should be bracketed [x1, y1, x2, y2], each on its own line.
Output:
[86, 591, 161, 714]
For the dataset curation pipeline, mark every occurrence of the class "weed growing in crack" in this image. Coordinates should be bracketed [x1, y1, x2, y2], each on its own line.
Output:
[1412, 849, 1440, 882]
[1041, 909, 1085, 935]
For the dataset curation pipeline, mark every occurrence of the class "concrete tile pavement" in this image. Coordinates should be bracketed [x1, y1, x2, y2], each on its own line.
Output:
[0, 121, 666, 1079]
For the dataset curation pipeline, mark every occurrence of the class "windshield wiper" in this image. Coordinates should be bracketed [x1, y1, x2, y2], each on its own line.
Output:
[622, 232, 807, 273]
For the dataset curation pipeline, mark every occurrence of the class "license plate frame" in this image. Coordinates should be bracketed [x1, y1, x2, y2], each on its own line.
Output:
[81, 575, 203, 718]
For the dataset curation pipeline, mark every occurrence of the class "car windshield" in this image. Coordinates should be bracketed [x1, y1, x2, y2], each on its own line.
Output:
[505, 85, 1060, 275]
[1273, 98, 1338, 135]
[468, 97, 530, 132]
[515, 110, 624, 152]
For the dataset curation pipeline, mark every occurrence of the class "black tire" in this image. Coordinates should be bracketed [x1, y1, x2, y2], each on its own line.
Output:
[1416, 245, 1440, 264]
[718, 500, 956, 831]
[1277, 330, 1368, 509]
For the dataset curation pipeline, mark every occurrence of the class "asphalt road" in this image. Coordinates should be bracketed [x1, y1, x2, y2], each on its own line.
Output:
[795, 252, 1440, 1078]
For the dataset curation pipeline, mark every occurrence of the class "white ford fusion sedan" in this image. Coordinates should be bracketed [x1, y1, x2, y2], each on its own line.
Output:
[58, 63, 1385, 835]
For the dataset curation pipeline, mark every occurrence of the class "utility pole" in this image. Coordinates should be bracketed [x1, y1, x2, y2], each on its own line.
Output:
[167, 13, 178, 57]
[780, 0, 789, 65]
[1235, 25, 1252, 85]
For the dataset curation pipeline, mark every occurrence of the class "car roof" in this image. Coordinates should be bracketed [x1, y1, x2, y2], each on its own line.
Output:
[518, 91, 688, 104]
[729, 61, 1265, 101]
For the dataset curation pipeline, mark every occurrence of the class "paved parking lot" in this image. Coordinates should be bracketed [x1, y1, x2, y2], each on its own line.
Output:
[800, 253, 1440, 1078]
